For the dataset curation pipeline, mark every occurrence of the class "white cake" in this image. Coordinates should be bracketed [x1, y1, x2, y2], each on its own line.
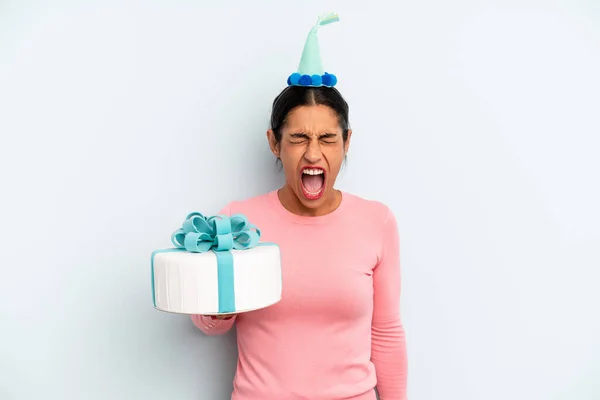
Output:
[151, 244, 282, 315]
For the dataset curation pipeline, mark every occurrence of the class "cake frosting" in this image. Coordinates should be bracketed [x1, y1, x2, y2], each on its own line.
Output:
[151, 212, 282, 315]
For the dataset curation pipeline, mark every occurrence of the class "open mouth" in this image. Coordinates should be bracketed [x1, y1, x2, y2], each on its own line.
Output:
[300, 167, 326, 200]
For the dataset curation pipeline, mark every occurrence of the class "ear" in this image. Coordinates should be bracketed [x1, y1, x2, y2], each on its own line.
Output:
[344, 129, 352, 156]
[266, 129, 280, 158]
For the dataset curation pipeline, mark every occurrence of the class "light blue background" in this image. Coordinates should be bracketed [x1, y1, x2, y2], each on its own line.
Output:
[1, 1, 599, 399]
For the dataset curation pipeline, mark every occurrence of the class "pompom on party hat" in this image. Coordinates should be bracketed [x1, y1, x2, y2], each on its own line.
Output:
[287, 12, 339, 88]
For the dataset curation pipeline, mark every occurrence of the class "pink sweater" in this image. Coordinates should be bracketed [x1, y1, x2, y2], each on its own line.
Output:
[191, 190, 407, 400]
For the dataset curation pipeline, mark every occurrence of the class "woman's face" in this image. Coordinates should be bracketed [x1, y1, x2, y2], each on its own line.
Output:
[268, 104, 351, 212]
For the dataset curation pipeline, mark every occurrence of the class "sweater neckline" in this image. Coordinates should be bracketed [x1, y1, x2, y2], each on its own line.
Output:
[268, 189, 348, 225]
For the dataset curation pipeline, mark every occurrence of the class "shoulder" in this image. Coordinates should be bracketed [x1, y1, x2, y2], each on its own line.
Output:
[342, 192, 399, 257]
[219, 191, 274, 216]
[342, 191, 395, 225]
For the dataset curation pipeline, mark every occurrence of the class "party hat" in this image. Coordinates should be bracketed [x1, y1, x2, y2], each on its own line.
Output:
[287, 12, 339, 88]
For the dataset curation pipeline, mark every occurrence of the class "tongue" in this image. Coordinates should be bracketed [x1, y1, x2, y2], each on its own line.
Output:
[302, 174, 324, 192]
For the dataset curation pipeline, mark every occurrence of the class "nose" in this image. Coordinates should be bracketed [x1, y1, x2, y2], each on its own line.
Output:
[303, 139, 322, 163]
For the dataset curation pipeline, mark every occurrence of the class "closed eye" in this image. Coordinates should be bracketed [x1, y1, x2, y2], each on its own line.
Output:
[289, 133, 309, 144]
[320, 133, 339, 144]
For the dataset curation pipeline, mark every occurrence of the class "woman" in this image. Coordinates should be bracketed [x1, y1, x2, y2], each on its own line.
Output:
[191, 84, 408, 400]
[192, 13, 407, 400]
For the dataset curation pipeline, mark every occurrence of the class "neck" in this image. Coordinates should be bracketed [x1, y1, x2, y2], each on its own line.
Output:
[277, 184, 341, 217]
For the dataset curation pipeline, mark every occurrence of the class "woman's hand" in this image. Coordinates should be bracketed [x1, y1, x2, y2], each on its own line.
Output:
[208, 314, 237, 320]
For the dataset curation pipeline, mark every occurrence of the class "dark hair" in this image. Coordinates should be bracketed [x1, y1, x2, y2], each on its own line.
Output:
[270, 86, 350, 143]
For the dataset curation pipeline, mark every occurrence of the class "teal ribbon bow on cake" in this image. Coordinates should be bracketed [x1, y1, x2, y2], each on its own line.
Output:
[171, 212, 261, 253]
[170, 212, 261, 313]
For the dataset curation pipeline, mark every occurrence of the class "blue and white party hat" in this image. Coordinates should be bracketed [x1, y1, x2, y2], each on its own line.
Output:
[287, 12, 339, 88]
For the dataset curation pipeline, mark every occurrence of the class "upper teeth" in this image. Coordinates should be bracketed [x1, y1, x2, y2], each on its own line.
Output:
[303, 169, 323, 175]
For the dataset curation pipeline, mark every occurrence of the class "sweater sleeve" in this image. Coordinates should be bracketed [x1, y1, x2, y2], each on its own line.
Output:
[190, 201, 237, 336]
[371, 207, 408, 400]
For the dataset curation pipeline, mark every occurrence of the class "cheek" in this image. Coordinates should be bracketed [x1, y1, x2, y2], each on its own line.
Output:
[324, 147, 345, 168]
[279, 146, 303, 170]
[280, 142, 302, 157]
